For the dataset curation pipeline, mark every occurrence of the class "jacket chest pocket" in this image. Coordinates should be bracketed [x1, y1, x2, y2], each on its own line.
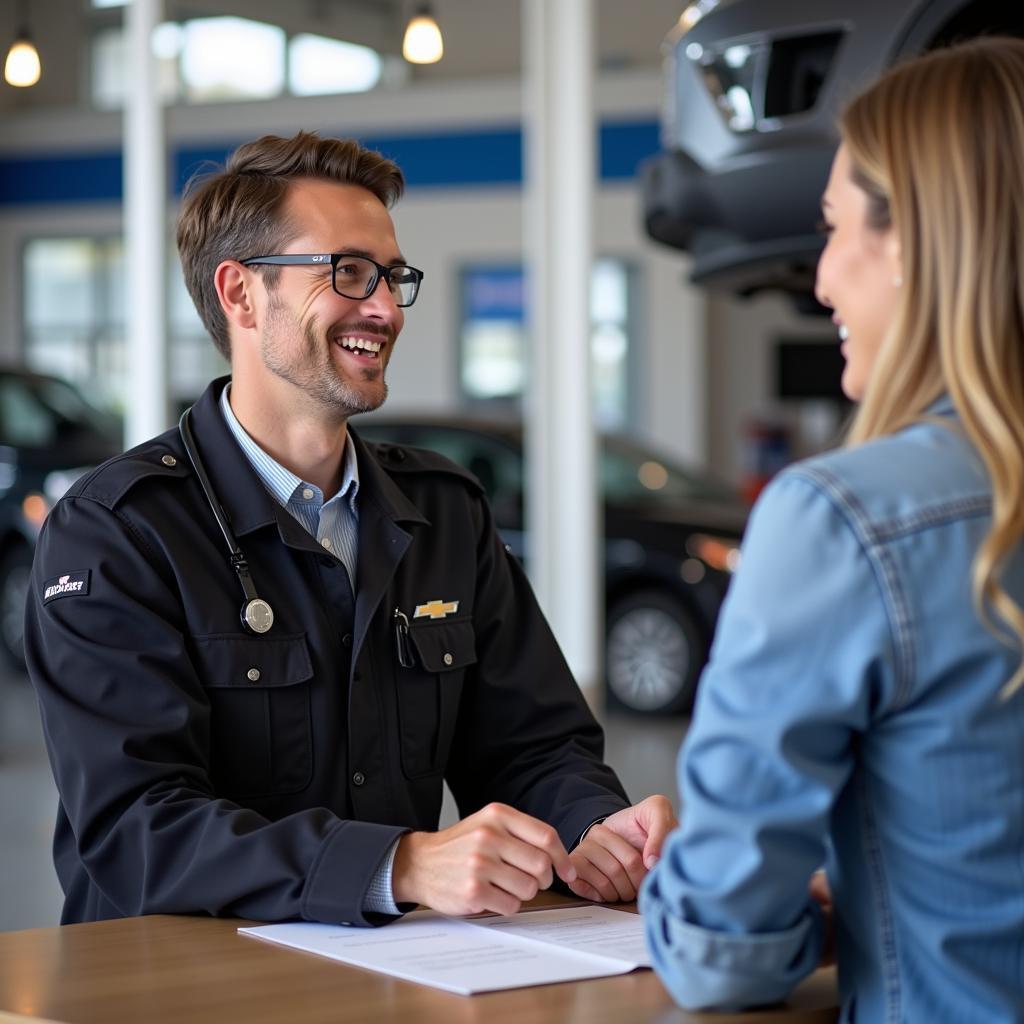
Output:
[192, 633, 314, 799]
[397, 618, 476, 779]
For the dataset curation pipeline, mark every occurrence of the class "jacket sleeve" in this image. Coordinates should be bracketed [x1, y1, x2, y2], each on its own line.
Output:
[26, 493, 405, 926]
[640, 469, 894, 1010]
[444, 490, 630, 848]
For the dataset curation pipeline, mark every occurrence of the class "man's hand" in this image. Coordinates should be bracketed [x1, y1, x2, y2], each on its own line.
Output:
[391, 802, 577, 916]
[568, 794, 677, 903]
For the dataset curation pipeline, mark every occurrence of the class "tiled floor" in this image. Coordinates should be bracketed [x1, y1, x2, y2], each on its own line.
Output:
[0, 667, 686, 934]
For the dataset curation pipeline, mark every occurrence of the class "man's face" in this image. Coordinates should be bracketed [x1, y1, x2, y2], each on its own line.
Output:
[253, 179, 407, 421]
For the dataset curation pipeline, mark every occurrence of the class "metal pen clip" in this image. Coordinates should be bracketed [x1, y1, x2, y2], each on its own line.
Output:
[393, 608, 415, 668]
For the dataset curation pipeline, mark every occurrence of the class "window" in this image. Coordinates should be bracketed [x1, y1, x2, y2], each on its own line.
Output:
[24, 238, 124, 408]
[181, 18, 285, 103]
[288, 34, 382, 96]
[89, 14, 381, 109]
[459, 260, 635, 429]
[22, 237, 222, 413]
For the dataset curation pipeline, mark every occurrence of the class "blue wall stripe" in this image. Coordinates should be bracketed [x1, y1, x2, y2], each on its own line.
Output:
[0, 118, 659, 206]
[599, 120, 661, 180]
[0, 151, 125, 205]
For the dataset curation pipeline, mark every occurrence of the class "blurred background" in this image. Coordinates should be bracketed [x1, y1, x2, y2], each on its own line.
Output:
[3, 0, 1011, 932]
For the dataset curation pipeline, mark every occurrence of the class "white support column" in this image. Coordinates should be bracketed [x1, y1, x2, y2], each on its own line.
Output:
[523, 0, 601, 690]
[124, 0, 168, 447]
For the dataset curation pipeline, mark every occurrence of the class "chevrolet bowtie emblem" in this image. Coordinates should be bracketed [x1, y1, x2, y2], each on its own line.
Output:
[413, 599, 460, 619]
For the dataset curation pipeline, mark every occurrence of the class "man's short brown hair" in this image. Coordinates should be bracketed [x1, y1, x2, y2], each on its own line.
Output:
[176, 131, 405, 360]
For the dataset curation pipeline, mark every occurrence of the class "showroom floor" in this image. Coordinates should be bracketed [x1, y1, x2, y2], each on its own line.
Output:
[0, 667, 687, 933]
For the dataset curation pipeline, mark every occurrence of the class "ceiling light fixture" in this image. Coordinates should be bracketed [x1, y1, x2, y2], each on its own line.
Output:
[402, 4, 443, 65]
[4, 0, 41, 88]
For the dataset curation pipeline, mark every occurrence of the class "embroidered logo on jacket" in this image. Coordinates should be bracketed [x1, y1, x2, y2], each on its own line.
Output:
[42, 570, 91, 604]
[413, 599, 459, 619]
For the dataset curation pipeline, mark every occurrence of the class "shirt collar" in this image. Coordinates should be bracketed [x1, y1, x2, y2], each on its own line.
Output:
[218, 382, 360, 510]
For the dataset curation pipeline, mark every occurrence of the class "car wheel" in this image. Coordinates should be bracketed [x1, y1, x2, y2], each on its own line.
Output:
[605, 590, 704, 715]
[0, 544, 32, 672]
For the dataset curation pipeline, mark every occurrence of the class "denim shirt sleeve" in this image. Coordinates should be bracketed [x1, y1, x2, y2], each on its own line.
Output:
[640, 468, 895, 1011]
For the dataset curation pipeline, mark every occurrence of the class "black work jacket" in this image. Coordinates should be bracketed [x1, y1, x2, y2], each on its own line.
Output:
[26, 378, 628, 926]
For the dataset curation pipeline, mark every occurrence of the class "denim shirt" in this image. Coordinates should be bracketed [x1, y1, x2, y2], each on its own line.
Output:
[640, 399, 1024, 1022]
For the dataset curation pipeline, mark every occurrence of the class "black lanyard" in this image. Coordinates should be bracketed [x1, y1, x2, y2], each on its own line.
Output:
[178, 408, 274, 635]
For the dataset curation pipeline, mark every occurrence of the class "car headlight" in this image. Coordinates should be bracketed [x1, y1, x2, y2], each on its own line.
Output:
[22, 491, 51, 531]
[687, 532, 741, 573]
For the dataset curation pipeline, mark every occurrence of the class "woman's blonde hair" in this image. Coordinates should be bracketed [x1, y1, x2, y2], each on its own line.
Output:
[843, 37, 1024, 694]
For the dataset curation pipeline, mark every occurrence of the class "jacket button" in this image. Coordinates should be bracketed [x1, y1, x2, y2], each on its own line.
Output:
[443, 653, 453, 666]
[352, 771, 366, 786]
[342, 634, 352, 648]
[246, 668, 261, 682]
[161, 454, 177, 467]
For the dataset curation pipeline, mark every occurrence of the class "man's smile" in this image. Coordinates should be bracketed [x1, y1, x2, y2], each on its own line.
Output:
[335, 334, 383, 360]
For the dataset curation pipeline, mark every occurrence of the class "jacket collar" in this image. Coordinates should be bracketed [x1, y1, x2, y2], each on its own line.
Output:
[185, 376, 429, 541]
[348, 427, 430, 529]
[926, 393, 956, 418]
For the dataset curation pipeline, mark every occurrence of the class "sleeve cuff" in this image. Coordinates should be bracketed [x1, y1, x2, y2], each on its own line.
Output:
[301, 820, 410, 926]
[572, 816, 607, 849]
[363, 837, 402, 916]
[640, 889, 823, 1011]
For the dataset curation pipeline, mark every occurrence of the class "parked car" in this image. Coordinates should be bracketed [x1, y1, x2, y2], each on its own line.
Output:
[644, 0, 1024, 308]
[0, 368, 122, 668]
[353, 415, 748, 714]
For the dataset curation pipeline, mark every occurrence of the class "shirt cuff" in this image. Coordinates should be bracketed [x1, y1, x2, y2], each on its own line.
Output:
[573, 816, 607, 849]
[363, 837, 402, 916]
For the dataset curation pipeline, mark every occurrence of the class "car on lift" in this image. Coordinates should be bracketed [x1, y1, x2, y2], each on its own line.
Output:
[643, 0, 1024, 307]
[0, 367, 122, 668]
[353, 415, 748, 715]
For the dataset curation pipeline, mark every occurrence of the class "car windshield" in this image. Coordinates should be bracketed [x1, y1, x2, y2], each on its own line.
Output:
[0, 372, 120, 449]
[356, 418, 741, 509]
[601, 437, 739, 505]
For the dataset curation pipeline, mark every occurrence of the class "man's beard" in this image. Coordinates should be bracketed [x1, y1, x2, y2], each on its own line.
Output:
[261, 297, 391, 420]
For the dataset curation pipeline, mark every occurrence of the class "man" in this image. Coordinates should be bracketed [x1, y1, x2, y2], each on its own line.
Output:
[26, 132, 674, 927]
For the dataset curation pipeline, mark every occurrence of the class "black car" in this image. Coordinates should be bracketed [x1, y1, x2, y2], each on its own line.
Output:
[644, 0, 1024, 307]
[0, 368, 122, 667]
[354, 415, 747, 714]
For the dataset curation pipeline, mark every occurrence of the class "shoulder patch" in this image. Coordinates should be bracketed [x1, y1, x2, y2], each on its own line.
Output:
[42, 570, 90, 604]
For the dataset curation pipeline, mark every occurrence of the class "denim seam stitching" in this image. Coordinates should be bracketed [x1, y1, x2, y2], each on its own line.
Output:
[857, 769, 902, 1024]
[791, 466, 915, 1023]
[792, 467, 916, 710]
[868, 495, 990, 543]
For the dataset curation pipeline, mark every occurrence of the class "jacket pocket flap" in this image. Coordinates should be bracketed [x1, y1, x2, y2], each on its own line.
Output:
[193, 633, 313, 689]
[407, 618, 477, 672]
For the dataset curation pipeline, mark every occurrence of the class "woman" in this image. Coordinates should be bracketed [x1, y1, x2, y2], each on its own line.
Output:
[640, 38, 1024, 1022]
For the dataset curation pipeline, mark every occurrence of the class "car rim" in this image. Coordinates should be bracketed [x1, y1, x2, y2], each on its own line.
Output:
[1, 564, 29, 660]
[607, 606, 690, 710]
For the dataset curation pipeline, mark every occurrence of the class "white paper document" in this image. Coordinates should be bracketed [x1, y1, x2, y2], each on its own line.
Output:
[239, 905, 651, 995]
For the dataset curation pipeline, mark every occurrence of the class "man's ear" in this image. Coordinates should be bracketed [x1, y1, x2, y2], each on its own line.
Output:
[214, 260, 258, 331]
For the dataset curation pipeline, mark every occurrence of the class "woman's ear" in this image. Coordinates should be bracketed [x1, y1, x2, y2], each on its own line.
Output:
[886, 231, 903, 288]
[214, 260, 258, 331]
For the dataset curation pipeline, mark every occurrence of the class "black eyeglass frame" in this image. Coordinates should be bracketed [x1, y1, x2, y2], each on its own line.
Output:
[240, 252, 425, 307]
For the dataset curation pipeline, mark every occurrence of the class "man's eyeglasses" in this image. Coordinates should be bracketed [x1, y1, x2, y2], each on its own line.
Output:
[240, 253, 424, 307]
